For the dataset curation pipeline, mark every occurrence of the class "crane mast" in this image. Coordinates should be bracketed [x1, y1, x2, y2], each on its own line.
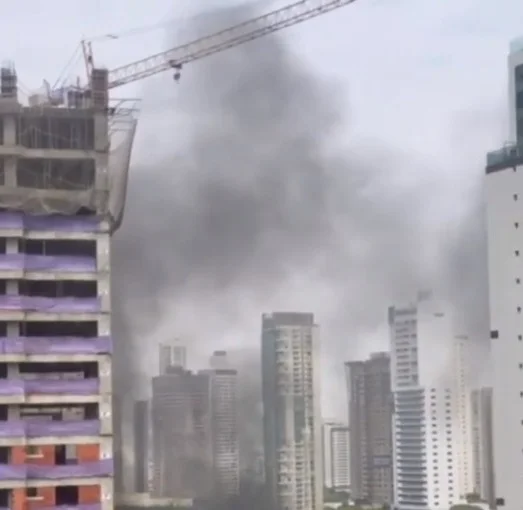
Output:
[106, 0, 358, 89]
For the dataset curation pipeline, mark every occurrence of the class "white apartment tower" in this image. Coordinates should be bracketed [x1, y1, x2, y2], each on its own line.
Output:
[322, 422, 350, 491]
[389, 294, 472, 510]
[262, 312, 323, 510]
[485, 37, 523, 510]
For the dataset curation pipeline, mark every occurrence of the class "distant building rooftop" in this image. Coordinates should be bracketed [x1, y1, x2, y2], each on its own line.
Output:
[510, 36, 523, 54]
[486, 142, 523, 172]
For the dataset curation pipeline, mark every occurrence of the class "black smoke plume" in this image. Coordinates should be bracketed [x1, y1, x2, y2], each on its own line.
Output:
[111, 1, 492, 482]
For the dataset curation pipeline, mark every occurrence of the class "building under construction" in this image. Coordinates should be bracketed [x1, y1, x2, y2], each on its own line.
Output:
[0, 64, 135, 510]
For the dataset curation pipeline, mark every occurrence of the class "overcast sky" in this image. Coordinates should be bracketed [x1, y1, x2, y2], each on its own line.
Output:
[2, 0, 523, 418]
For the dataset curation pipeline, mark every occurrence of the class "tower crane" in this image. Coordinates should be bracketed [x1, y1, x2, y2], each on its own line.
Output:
[81, 0, 358, 90]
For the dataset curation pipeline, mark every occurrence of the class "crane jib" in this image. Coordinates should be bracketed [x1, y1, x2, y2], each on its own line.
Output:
[106, 0, 358, 89]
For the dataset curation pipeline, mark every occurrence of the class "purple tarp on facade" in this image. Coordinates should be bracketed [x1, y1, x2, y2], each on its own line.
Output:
[38, 506, 101, 510]
[0, 336, 112, 354]
[0, 296, 101, 313]
[0, 459, 113, 480]
[0, 420, 100, 437]
[0, 212, 101, 233]
[0, 378, 99, 396]
[0, 254, 96, 272]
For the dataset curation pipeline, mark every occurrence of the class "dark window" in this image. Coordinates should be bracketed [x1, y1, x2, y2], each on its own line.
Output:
[496, 497, 505, 506]
[490, 330, 499, 339]
[26, 488, 38, 498]
[517, 278, 521, 284]
[516, 194, 519, 201]
[516, 250, 520, 256]
[516, 222, 520, 229]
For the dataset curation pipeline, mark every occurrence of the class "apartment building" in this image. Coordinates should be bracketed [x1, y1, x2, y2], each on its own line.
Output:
[485, 36, 523, 510]
[344, 353, 393, 505]
[151, 367, 213, 499]
[322, 422, 350, 491]
[0, 64, 131, 509]
[207, 351, 240, 497]
[470, 388, 494, 508]
[389, 294, 472, 510]
[262, 312, 322, 510]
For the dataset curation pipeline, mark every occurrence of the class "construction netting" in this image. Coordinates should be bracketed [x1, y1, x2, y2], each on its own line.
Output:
[0, 110, 137, 232]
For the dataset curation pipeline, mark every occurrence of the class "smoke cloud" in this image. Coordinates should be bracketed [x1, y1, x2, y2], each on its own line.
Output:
[111, 1, 493, 476]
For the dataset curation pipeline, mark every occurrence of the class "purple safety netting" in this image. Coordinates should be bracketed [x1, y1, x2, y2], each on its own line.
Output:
[0, 420, 100, 437]
[0, 212, 102, 232]
[0, 336, 112, 354]
[0, 459, 113, 480]
[0, 296, 101, 313]
[0, 378, 99, 396]
[39, 506, 101, 510]
[0, 254, 96, 272]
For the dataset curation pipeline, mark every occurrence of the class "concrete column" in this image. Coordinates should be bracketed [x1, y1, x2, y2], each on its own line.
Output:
[97, 235, 110, 272]
[5, 238, 16, 254]
[6, 281, 17, 296]
[3, 116, 16, 187]
[7, 405, 19, 420]
[98, 274, 110, 313]
[6, 322, 18, 337]
[100, 395, 113, 435]
[98, 316, 110, 337]
[100, 436, 113, 459]
[100, 477, 114, 510]
[98, 355, 112, 395]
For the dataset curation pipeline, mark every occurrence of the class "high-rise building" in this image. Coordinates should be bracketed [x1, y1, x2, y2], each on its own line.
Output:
[0, 66, 134, 509]
[134, 399, 152, 493]
[207, 351, 240, 497]
[344, 353, 393, 505]
[159, 339, 187, 374]
[389, 294, 473, 510]
[485, 38, 523, 510]
[151, 366, 213, 499]
[322, 421, 350, 491]
[509, 36, 523, 143]
[262, 312, 322, 510]
[470, 388, 495, 508]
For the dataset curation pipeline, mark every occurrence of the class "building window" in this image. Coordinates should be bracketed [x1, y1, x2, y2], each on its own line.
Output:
[26, 488, 38, 498]
[516, 222, 520, 228]
[515, 194, 519, 200]
[25, 446, 42, 458]
[516, 250, 520, 256]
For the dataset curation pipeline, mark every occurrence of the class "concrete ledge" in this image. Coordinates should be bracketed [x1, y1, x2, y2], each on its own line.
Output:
[0, 270, 101, 281]
[0, 353, 105, 362]
[0, 147, 96, 160]
[0, 230, 107, 240]
[0, 395, 101, 405]
[0, 435, 103, 446]
[0, 311, 108, 321]
[0, 475, 112, 489]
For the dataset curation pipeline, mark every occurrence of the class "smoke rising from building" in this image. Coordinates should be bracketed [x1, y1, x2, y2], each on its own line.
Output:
[111, 2, 491, 473]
